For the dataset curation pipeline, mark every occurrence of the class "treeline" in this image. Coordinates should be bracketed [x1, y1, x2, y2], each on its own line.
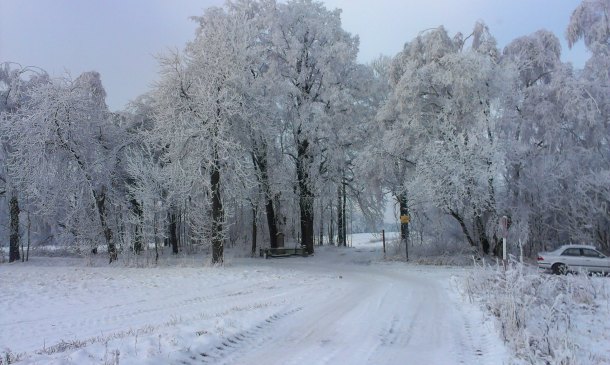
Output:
[0, 0, 608, 264]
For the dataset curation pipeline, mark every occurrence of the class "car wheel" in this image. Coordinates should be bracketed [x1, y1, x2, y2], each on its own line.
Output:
[552, 263, 568, 275]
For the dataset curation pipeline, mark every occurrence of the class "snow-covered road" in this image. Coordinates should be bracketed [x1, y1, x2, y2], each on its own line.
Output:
[1, 236, 507, 364]
[204, 253, 506, 365]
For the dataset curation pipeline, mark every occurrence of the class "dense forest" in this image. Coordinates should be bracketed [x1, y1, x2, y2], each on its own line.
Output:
[1, 0, 608, 264]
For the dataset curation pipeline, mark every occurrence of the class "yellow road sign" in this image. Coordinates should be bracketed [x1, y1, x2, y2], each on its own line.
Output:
[400, 215, 410, 224]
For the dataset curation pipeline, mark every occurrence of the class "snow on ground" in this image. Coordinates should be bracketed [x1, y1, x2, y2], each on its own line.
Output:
[3, 233, 508, 364]
[465, 261, 610, 365]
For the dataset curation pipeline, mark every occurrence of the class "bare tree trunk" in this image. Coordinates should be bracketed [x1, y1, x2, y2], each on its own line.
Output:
[20, 212, 25, 262]
[337, 184, 345, 246]
[274, 195, 285, 248]
[342, 179, 347, 246]
[9, 192, 20, 262]
[398, 192, 409, 260]
[153, 212, 159, 264]
[299, 191, 314, 254]
[182, 202, 187, 251]
[596, 222, 609, 253]
[251, 204, 257, 257]
[475, 215, 490, 254]
[319, 199, 324, 246]
[328, 202, 334, 245]
[178, 205, 183, 249]
[93, 188, 117, 263]
[211, 148, 224, 264]
[26, 208, 31, 261]
[398, 193, 409, 242]
[252, 146, 280, 249]
[296, 137, 314, 254]
[131, 199, 143, 254]
[265, 199, 279, 248]
[449, 209, 476, 248]
[168, 208, 178, 254]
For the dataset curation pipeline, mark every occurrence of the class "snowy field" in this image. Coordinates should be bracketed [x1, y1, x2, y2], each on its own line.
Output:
[1, 233, 608, 364]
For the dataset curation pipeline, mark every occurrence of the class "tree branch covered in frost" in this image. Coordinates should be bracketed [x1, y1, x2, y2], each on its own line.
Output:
[2, 71, 123, 261]
[370, 4, 610, 257]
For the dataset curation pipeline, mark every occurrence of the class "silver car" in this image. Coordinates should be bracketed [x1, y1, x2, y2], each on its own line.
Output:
[537, 244, 610, 275]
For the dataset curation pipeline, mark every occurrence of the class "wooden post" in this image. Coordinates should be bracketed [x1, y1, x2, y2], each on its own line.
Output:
[382, 229, 386, 255]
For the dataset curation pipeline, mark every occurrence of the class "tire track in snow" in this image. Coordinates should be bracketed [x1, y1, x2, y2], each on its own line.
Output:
[7, 269, 308, 357]
[453, 303, 497, 365]
[2, 246, 508, 364]
[220, 262, 507, 365]
[174, 307, 304, 365]
[29, 288, 259, 351]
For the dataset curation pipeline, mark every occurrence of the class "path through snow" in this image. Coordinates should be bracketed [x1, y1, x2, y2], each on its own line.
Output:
[0, 234, 507, 364]
[207, 256, 506, 365]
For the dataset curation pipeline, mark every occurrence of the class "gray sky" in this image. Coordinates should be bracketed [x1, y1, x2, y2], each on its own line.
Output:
[1, 0, 588, 111]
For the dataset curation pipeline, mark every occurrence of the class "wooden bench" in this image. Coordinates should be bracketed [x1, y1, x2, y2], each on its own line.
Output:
[259, 246, 309, 259]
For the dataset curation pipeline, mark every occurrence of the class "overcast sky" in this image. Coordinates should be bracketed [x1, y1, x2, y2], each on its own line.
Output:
[1, 0, 588, 111]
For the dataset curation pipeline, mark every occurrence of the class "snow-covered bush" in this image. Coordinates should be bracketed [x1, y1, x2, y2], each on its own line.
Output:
[465, 262, 610, 364]
[384, 228, 476, 265]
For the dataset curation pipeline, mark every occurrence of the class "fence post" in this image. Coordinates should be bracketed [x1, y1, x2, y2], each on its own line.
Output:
[382, 229, 386, 256]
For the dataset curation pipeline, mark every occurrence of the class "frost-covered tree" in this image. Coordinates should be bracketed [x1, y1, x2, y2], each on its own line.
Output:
[126, 0, 366, 261]
[0, 63, 49, 262]
[328, 61, 388, 245]
[567, 0, 610, 54]
[2, 71, 122, 262]
[123, 138, 168, 262]
[267, 0, 360, 253]
[494, 0, 610, 255]
[565, 0, 610, 251]
[150, 5, 253, 264]
[377, 24, 505, 254]
[498, 30, 566, 253]
[352, 56, 394, 236]
[115, 94, 160, 256]
[222, 0, 288, 252]
[374, 47, 420, 244]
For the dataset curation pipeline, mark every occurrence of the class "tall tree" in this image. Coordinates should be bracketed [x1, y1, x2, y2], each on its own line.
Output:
[498, 30, 568, 253]
[227, 0, 286, 250]
[0, 63, 49, 262]
[2, 72, 121, 262]
[377, 24, 504, 254]
[565, 0, 610, 251]
[151, 5, 251, 264]
[268, 0, 360, 254]
[494, 0, 610, 254]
